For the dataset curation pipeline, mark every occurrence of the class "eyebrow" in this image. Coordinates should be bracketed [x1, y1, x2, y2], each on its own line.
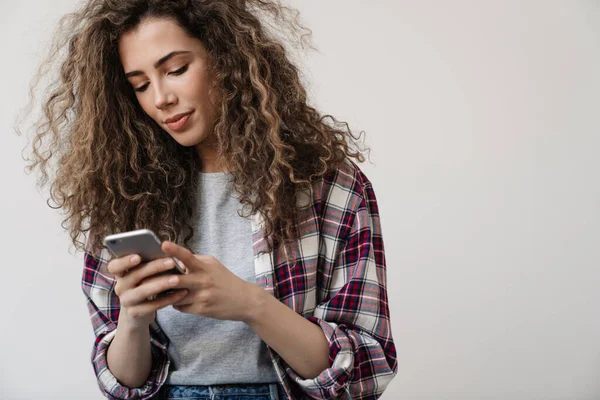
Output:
[124, 51, 191, 78]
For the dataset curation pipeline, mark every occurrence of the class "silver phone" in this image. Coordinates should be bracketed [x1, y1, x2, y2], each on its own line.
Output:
[103, 229, 186, 297]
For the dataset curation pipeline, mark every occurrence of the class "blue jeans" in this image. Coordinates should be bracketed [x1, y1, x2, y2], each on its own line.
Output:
[156, 382, 288, 400]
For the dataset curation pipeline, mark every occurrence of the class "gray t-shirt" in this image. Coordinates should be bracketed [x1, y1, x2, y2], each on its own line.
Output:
[156, 171, 278, 385]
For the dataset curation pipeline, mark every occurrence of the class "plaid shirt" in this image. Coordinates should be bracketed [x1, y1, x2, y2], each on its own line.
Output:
[82, 159, 397, 399]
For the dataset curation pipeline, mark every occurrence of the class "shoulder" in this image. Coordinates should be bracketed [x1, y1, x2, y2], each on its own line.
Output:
[312, 158, 374, 210]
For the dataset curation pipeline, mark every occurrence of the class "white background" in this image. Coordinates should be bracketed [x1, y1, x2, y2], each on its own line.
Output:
[1, 0, 599, 399]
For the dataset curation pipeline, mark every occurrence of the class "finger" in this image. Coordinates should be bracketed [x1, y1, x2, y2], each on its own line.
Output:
[108, 254, 142, 277]
[172, 303, 192, 313]
[127, 257, 180, 287]
[161, 242, 200, 271]
[138, 289, 189, 314]
[120, 273, 182, 307]
[171, 292, 194, 307]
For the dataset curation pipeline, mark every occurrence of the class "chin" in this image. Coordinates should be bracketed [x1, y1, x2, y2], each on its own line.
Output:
[170, 132, 205, 147]
[173, 137, 199, 147]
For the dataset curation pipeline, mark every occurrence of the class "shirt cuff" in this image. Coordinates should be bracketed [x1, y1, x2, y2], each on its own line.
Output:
[92, 328, 170, 399]
[283, 317, 355, 398]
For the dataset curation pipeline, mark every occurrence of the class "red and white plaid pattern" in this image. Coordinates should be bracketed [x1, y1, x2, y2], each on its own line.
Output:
[82, 159, 397, 399]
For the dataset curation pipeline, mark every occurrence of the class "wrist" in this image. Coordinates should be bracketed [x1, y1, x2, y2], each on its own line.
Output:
[118, 309, 152, 333]
[243, 283, 271, 325]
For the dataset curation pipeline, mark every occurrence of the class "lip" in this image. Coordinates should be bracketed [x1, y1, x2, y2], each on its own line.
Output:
[164, 111, 193, 124]
[164, 111, 194, 131]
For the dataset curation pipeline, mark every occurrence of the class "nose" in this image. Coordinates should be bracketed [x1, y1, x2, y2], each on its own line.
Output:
[154, 81, 177, 110]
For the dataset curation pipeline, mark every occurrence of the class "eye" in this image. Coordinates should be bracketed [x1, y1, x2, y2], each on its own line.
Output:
[133, 83, 149, 93]
[169, 65, 188, 75]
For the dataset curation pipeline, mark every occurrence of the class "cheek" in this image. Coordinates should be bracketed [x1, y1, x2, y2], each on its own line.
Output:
[180, 80, 205, 104]
[136, 96, 158, 121]
[187, 68, 217, 105]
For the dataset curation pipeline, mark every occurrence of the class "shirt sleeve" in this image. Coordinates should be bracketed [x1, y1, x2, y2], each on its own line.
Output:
[82, 246, 171, 399]
[282, 169, 398, 399]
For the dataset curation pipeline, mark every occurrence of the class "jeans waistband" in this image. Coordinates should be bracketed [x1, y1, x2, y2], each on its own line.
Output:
[157, 382, 286, 399]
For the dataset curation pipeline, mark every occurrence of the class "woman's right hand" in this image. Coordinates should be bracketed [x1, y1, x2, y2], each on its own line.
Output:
[107, 254, 189, 329]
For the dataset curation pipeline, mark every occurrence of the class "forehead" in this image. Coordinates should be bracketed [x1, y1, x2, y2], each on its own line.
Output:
[118, 18, 204, 70]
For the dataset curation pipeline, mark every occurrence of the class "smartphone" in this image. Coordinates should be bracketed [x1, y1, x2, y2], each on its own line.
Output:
[103, 229, 186, 298]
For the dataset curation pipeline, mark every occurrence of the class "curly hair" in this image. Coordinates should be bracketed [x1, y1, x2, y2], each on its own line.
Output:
[17, 0, 368, 261]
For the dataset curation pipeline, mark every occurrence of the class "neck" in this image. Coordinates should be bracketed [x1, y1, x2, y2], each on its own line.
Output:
[194, 142, 228, 173]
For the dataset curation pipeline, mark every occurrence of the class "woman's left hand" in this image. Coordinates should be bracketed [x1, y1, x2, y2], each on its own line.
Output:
[160, 241, 265, 322]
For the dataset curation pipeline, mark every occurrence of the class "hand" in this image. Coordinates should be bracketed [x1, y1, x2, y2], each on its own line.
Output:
[161, 241, 266, 322]
[106, 253, 190, 329]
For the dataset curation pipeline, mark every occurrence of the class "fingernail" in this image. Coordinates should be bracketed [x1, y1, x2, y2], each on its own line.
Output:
[168, 276, 178, 284]
[130, 255, 140, 263]
[164, 259, 174, 267]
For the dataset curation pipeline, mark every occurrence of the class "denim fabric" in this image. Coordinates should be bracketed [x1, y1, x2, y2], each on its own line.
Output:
[156, 382, 287, 400]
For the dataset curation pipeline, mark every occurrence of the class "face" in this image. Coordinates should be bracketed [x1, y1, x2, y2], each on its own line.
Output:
[118, 17, 221, 154]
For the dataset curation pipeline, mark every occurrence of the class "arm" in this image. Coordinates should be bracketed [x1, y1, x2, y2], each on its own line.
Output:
[278, 166, 398, 399]
[106, 312, 152, 388]
[82, 247, 170, 399]
[245, 286, 331, 380]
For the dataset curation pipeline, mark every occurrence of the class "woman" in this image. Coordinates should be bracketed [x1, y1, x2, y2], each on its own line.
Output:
[20, 0, 397, 398]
